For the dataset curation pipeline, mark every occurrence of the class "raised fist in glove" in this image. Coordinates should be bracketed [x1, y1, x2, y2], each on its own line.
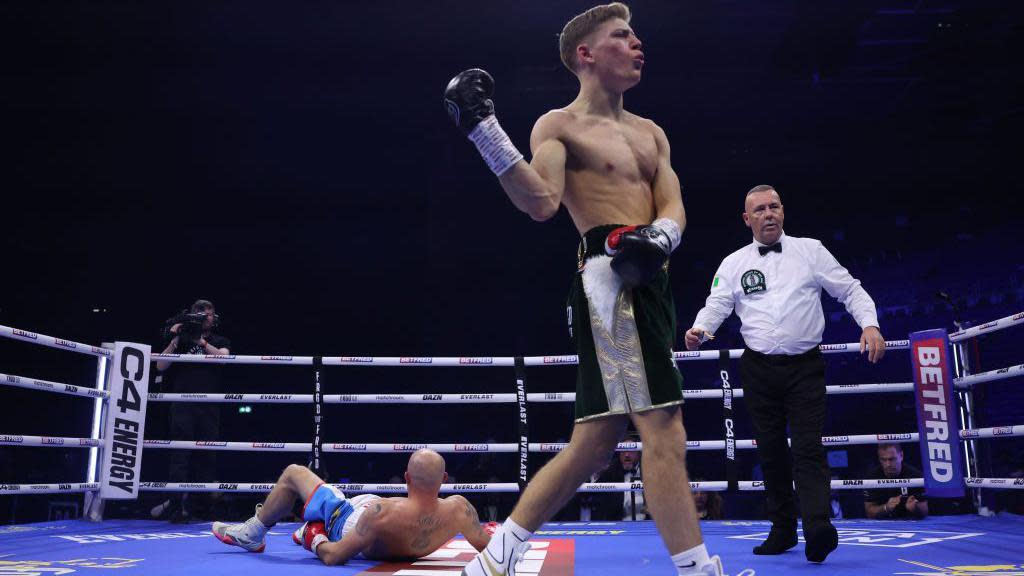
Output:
[299, 520, 329, 553]
[443, 68, 523, 177]
[606, 219, 681, 288]
[444, 68, 496, 135]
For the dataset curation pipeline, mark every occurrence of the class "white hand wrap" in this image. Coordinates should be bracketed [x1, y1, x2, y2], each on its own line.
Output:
[467, 115, 524, 177]
[651, 218, 681, 253]
[311, 533, 329, 554]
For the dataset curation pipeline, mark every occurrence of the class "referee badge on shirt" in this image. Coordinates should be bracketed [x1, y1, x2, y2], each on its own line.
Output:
[741, 269, 767, 295]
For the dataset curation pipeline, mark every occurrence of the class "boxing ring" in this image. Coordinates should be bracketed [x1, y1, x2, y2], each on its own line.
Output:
[2, 311, 1023, 575]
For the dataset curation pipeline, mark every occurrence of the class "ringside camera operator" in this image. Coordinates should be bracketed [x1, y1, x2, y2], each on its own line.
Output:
[153, 299, 231, 522]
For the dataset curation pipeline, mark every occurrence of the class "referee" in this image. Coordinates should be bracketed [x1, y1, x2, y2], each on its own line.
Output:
[685, 185, 886, 563]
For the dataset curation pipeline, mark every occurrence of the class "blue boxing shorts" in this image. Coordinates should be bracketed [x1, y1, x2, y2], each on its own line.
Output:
[302, 483, 354, 542]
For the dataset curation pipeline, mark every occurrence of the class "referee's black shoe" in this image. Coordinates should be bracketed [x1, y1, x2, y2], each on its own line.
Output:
[804, 522, 839, 563]
[752, 523, 798, 555]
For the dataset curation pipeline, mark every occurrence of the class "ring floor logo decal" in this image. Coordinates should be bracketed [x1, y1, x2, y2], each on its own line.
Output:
[0, 557, 144, 574]
[895, 560, 1024, 575]
[729, 528, 982, 548]
[355, 539, 573, 575]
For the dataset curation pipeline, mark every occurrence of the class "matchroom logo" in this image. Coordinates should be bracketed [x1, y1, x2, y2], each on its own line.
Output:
[355, 539, 573, 575]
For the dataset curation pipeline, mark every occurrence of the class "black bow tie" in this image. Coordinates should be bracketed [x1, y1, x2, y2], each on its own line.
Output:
[758, 243, 782, 256]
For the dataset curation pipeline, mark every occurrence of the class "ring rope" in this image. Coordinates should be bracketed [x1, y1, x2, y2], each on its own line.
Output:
[0, 324, 110, 357]
[0, 372, 108, 399]
[949, 311, 1024, 342]
[130, 426, 1023, 454]
[0, 435, 100, 448]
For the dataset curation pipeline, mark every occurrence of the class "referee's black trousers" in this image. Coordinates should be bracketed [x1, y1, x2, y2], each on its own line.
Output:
[740, 346, 832, 531]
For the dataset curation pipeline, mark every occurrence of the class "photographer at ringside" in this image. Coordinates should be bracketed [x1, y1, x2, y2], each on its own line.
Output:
[153, 299, 231, 522]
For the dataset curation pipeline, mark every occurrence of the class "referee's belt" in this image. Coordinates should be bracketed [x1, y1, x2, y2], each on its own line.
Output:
[742, 346, 821, 365]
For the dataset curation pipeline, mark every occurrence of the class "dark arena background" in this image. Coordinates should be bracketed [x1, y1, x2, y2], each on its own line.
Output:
[1, 1, 1022, 575]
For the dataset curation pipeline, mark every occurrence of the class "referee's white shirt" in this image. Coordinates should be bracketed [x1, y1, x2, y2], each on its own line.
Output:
[692, 232, 879, 355]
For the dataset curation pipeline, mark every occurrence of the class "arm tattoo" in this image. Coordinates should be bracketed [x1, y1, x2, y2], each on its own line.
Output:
[355, 503, 383, 537]
[464, 501, 485, 536]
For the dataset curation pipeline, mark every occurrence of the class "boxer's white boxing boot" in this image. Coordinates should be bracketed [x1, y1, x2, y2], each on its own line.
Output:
[212, 504, 268, 553]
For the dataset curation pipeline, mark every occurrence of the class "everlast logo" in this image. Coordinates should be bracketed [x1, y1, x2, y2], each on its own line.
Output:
[13, 329, 38, 339]
[253, 484, 274, 491]
[55, 339, 77, 349]
[460, 394, 494, 400]
[422, 394, 442, 401]
[455, 444, 489, 451]
[543, 355, 576, 364]
[252, 443, 285, 449]
[261, 356, 293, 361]
[459, 357, 493, 365]
[453, 484, 486, 490]
[878, 479, 909, 485]
[400, 357, 432, 364]
[843, 480, 864, 486]
[259, 395, 292, 400]
[219, 484, 239, 490]
[333, 444, 367, 450]
[340, 356, 373, 363]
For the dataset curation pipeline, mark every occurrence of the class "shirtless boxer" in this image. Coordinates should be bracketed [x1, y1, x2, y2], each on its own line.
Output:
[212, 449, 491, 566]
[444, 3, 741, 575]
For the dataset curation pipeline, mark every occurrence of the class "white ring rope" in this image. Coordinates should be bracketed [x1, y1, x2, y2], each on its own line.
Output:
[0, 483, 100, 495]
[146, 383, 918, 407]
[149, 339, 913, 367]
[949, 311, 1024, 342]
[0, 435, 100, 448]
[135, 426, 1022, 454]
[6, 477, 1022, 496]
[0, 324, 110, 357]
[125, 478, 1024, 494]
[0, 372, 107, 399]
[955, 363, 1024, 388]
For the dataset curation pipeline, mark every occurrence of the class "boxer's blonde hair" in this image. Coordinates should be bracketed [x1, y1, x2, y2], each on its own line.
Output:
[559, 3, 631, 74]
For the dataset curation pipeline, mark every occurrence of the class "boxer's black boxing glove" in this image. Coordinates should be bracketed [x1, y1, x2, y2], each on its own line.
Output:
[444, 68, 495, 135]
[608, 219, 681, 288]
[443, 68, 523, 176]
